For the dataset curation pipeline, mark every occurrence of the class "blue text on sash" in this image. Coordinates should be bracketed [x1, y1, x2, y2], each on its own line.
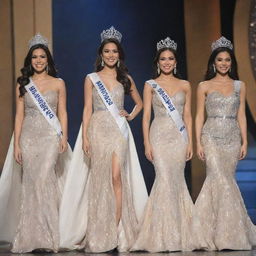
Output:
[157, 88, 175, 112]
[96, 81, 113, 106]
[28, 86, 54, 119]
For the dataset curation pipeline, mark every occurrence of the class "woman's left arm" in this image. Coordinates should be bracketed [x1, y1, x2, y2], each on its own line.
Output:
[57, 79, 68, 153]
[237, 82, 247, 160]
[120, 76, 143, 121]
[183, 81, 193, 160]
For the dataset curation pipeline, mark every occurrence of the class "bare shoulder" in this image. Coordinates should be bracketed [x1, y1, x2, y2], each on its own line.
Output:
[127, 74, 135, 84]
[51, 77, 66, 91]
[198, 80, 210, 92]
[239, 80, 246, 88]
[144, 81, 153, 90]
[84, 75, 93, 87]
[179, 79, 191, 88]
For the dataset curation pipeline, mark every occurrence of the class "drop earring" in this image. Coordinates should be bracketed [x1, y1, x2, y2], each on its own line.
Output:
[117, 60, 120, 68]
[101, 58, 104, 67]
[213, 64, 216, 73]
[157, 64, 160, 75]
[173, 66, 177, 75]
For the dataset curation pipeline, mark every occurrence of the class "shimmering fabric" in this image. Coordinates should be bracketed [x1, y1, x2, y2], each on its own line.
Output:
[195, 81, 256, 250]
[132, 91, 201, 252]
[80, 84, 138, 252]
[12, 91, 60, 253]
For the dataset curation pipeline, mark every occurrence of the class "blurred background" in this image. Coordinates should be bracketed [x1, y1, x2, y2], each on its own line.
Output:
[0, 0, 255, 223]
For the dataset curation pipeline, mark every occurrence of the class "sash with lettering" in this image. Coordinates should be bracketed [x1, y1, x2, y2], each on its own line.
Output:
[147, 79, 188, 143]
[25, 78, 63, 136]
[88, 72, 128, 139]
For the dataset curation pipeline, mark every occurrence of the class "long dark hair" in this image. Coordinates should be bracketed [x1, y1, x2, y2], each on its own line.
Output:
[17, 44, 57, 97]
[95, 38, 131, 94]
[153, 47, 182, 79]
[204, 47, 239, 80]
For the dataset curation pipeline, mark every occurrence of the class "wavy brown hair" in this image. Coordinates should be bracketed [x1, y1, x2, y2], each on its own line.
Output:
[17, 44, 57, 97]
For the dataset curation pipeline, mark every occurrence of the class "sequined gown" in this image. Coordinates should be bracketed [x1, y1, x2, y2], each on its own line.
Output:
[12, 91, 61, 253]
[132, 90, 199, 252]
[195, 81, 256, 250]
[80, 83, 138, 252]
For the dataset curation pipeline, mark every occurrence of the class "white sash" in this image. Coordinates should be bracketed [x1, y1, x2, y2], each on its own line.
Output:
[147, 79, 188, 143]
[88, 72, 128, 139]
[25, 78, 63, 136]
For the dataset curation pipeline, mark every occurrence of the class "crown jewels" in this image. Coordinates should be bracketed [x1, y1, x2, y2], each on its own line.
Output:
[157, 37, 177, 51]
[28, 33, 49, 49]
[211, 36, 233, 51]
[100, 26, 122, 43]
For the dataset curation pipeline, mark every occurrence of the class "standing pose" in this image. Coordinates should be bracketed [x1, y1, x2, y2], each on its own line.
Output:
[131, 37, 201, 252]
[195, 36, 256, 250]
[59, 26, 148, 253]
[0, 34, 71, 253]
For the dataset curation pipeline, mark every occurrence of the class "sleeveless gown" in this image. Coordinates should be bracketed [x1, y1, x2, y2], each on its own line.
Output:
[195, 81, 256, 250]
[59, 76, 148, 252]
[0, 89, 71, 253]
[132, 90, 201, 252]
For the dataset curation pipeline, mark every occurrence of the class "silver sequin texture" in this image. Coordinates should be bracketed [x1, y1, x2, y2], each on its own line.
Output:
[131, 91, 204, 252]
[195, 81, 256, 250]
[80, 84, 138, 252]
[12, 91, 60, 253]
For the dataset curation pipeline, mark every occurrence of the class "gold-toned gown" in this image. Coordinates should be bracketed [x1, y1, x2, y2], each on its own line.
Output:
[11, 91, 61, 253]
[132, 91, 200, 252]
[195, 81, 256, 250]
[81, 84, 138, 252]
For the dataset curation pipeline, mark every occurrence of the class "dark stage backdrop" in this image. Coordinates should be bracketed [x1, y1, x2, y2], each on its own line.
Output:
[52, 0, 188, 191]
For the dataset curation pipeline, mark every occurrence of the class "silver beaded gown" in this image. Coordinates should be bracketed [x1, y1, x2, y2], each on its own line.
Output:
[0, 89, 71, 253]
[81, 84, 139, 252]
[195, 80, 256, 250]
[132, 89, 201, 252]
[58, 76, 147, 253]
[11, 91, 61, 253]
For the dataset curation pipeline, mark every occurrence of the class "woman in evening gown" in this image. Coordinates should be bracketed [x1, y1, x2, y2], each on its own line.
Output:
[195, 36, 256, 250]
[59, 26, 148, 253]
[131, 37, 201, 252]
[0, 34, 71, 253]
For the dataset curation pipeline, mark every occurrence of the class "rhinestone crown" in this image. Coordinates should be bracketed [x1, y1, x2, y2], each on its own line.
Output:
[157, 37, 177, 51]
[100, 26, 122, 43]
[28, 33, 49, 49]
[211, 36, 233, 52]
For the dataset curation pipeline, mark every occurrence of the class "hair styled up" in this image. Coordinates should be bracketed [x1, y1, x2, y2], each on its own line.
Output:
[152, 47, 182, 79]
[204, 47, 239, 80]
[95, 38, 131, 94]
[17, 44, 57, 97]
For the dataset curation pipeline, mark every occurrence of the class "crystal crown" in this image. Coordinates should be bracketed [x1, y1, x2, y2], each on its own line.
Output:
[100, 26, 122, 43]
[211, 36, 233, 51]
[28, 33, 49, 49]
[157, 37, 177, 51]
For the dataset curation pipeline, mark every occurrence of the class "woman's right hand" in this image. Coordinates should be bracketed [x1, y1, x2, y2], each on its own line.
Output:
[145, 143, 153, 162]
[14, 144, 22, 165]
[83, 138, 91, 157]
[197, 143, 205, 161]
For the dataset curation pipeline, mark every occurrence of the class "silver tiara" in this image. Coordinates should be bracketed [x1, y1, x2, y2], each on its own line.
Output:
[211, 36, 233, 52]
[157, 37, 177, 51]
[28, 33, 49, 49]
[100, 26, 122, 43]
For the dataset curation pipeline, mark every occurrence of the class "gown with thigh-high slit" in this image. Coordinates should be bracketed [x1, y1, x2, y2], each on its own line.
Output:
[58, 74, 148, 253]
[131, 89, 202, 252]
[195, 80, 256, 250]
[0, 89, 72, 253]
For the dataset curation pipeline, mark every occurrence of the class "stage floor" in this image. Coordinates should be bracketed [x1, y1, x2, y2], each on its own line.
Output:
[0, 250, 256, 256]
